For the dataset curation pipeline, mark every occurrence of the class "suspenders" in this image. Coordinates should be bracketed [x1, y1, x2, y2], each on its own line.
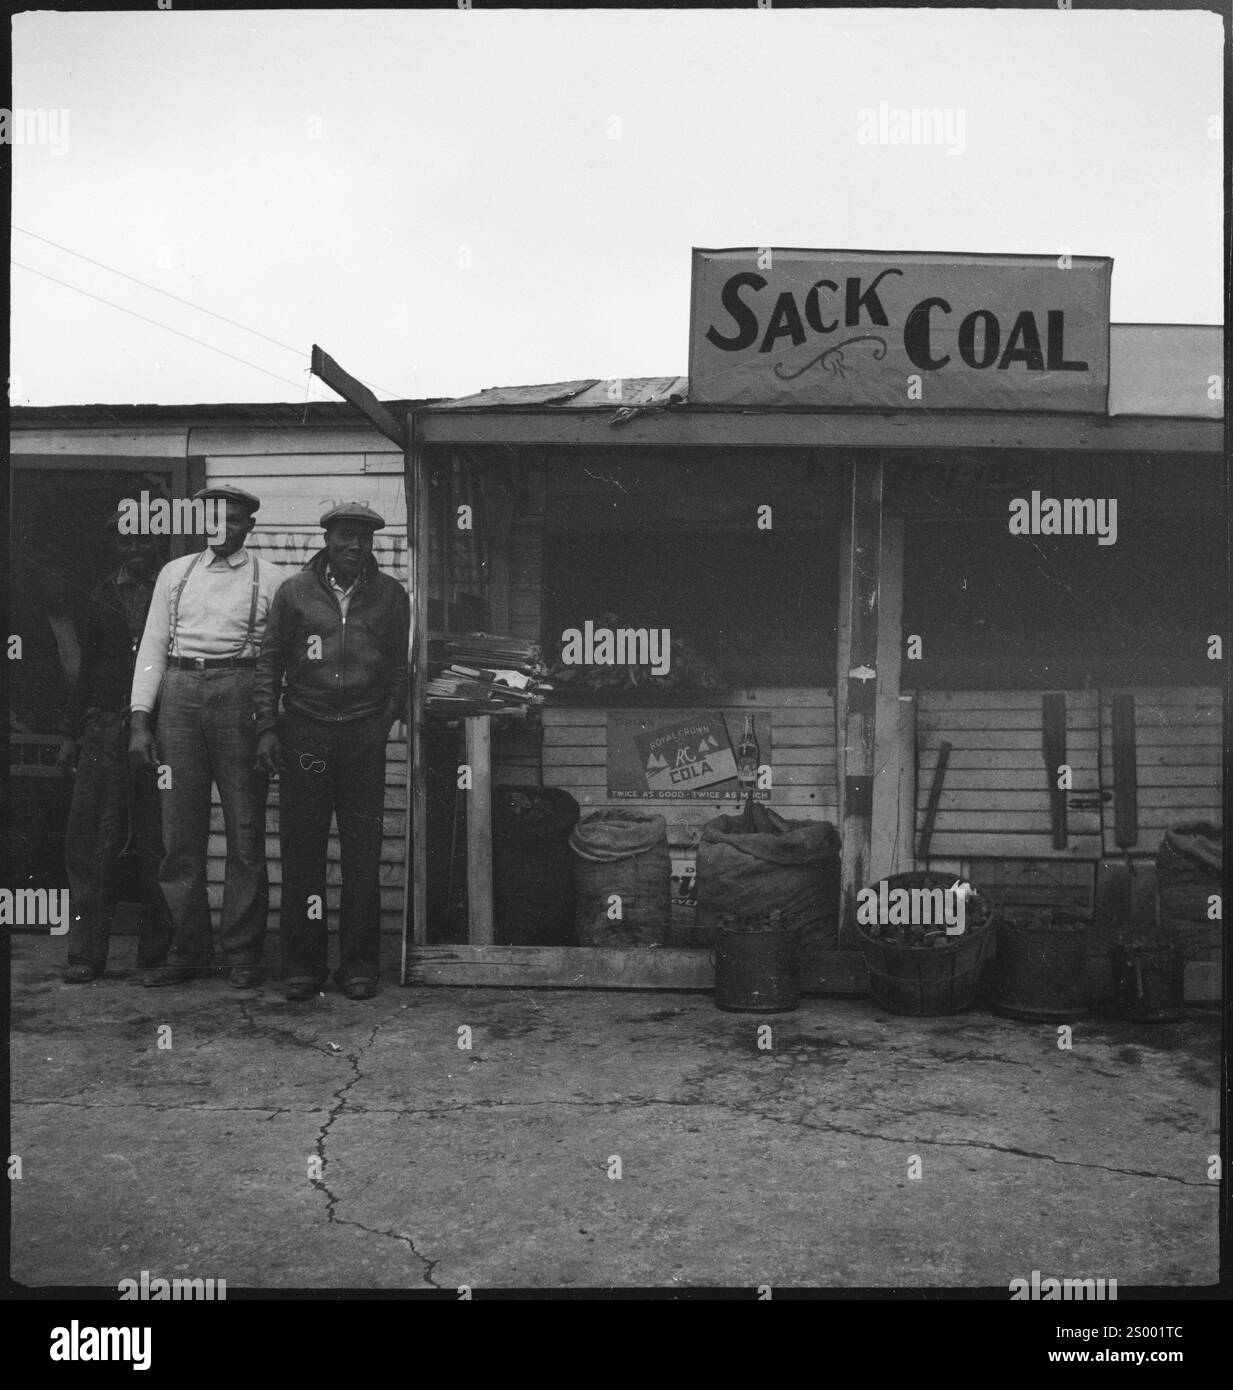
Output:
[168, 550, 262, 658]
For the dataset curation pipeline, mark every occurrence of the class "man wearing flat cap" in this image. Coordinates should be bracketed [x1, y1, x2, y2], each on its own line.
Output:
[254, 503, 409, 1001]
[59, 511, 170, 982]
[129, 487, 284, 988]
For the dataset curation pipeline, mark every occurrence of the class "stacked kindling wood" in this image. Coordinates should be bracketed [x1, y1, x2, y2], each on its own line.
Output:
[426, 634, 554, 718]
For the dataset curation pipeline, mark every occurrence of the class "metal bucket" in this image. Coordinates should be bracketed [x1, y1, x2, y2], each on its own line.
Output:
[991, 915, 1090, 1021]
[1108, 942, 1185, 1022]
[714, 926, 800, 1012]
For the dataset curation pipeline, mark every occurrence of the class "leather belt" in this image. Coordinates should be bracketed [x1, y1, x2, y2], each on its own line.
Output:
[169, 656, 257, 670]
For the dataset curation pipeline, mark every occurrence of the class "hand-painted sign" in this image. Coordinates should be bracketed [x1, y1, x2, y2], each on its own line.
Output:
[607, 710, 773, 801]
[689, 248, 1112, 412]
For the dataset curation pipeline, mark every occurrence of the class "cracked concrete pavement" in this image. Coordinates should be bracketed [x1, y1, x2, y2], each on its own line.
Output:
[9, 930, 1221, 1291]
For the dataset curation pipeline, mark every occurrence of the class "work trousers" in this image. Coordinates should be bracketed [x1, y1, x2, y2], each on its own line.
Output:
[277, 710, 388, 987]
[156, 667, 269, 968]
[65, 710, 172, 973]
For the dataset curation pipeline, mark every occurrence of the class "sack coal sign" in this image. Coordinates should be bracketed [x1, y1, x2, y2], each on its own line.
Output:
[688, 248, 1111, 412]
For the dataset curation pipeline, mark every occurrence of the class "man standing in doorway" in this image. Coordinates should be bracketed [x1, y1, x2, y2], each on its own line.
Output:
[60, 513, 171, 982]
[254, 504, 409, 1002]
[129, 487, 283, 988]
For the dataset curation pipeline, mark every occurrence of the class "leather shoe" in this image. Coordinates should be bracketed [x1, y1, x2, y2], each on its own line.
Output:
[284, 981, 316, 1002]
[342, 979, 377, 1001]
[228, 967, 263, 990]
[62, 964, 99, 983]
[144, 965, 197, 987]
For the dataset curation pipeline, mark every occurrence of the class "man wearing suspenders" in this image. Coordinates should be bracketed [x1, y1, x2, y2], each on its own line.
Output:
[128, 487, 284, 988]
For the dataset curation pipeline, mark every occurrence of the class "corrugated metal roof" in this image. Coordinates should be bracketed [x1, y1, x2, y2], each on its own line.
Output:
[436, 377, 688, 410]
[424, 329, 1221, 420]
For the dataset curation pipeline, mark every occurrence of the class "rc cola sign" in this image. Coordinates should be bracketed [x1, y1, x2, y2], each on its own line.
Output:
[688, 248, 1112, 412]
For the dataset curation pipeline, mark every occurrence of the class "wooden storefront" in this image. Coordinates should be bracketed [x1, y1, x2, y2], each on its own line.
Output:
[401, 334, 1224, 998]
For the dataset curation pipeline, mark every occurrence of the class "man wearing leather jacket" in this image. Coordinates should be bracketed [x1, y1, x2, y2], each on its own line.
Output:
[60, 515, 171, 982]
[253, 504, 409, 1001]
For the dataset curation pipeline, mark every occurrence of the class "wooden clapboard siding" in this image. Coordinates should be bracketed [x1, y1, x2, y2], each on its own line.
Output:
[1099, 686, 1222, 855]
[207, 460, 408, 529]
[916, 690, 1103, 858]
[540, 691, 838, 840]
[490, 720, 544, 788]
[205, 738, 408, 932]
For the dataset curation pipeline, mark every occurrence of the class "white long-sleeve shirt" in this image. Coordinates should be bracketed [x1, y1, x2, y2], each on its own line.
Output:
[130, 547, 284, 713]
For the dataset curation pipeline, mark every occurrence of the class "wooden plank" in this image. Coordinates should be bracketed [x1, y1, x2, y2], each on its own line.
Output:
[311, 344, 407, 450]
[1107, 765, 1221, 787]
[12, 430, 189, 457]
[1132, 726, 1223, 746]
[404, 944, 868, 993]
[927, 833, 1104, 858]
[919, 811, 1103, 833]
[916, 790, 1105, 812]
[914, 769, 1081, 792]
[203, 452, 372, 477]
[918, 708, 1100, 732]
[838, 455, 882, 947]
[918, 690, 1070, 711]
[917, 730, 1099, 752]
[1106, 705, 1222, 727]
[1132, 788, 1224, 809]
[465, 716, 495, 946]
[870, 517, 904, 883]
[1101, 746, 1221, 770]
[916, 739, 951, 859]
[405, 411, 430, 979]
[414, 406, 1223, 453]
[920, 747, 1095, 772]
[896, 695, 918, 874]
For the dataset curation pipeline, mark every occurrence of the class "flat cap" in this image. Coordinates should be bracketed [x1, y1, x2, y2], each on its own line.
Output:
[320, 502, 386, 530]
[192, 485, 261, 514]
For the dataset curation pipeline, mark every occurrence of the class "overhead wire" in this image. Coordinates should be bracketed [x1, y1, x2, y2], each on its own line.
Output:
[12, 224, 409, 399]
[13, 261, 324, 395]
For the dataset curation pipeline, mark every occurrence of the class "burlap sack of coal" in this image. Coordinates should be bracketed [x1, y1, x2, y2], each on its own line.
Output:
[570, 809, 671, 947]
[1156, 821, 1223, 960]
[697, 804, 842, 971]
[493, 786, 580, 946]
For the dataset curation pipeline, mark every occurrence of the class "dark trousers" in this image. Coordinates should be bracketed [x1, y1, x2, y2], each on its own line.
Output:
[278, 710, 388, 987]
[156, 668, 269, 968]
[65, 711, 172, 973]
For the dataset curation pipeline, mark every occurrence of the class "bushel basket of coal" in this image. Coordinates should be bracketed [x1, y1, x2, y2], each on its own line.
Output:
[855, 870, 994, 1016]
[991, 907, 1090, 1022]
[695, 803, 841, 975]
[570, 809, 671, 947]
[1155, 821, 1223, 963]
[493, 786, 580, 946]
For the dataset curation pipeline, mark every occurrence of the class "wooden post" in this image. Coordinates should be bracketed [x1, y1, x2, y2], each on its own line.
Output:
[402, 411, 431, 983]
[838, 454, 884, 947]
[464, 715, 495, 945]
[869, 516, 904, 882]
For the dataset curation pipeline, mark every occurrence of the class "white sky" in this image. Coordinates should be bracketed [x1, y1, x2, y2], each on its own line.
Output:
[10, 6, 1225, 406]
